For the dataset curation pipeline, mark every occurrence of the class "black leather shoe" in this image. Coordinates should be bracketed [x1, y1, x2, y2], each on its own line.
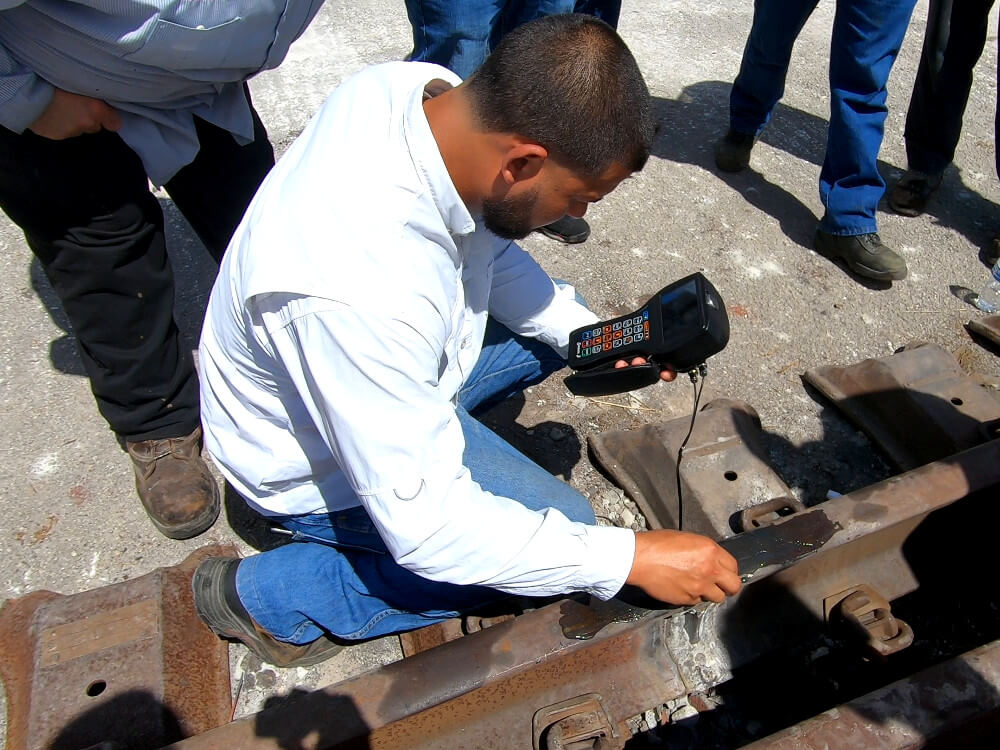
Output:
[193, 557, 344, 668]
[887, 169, 942, 217]
[714, 129, 755, 173]
[536, 215, 590, 244]
[814, 230, 907, 281]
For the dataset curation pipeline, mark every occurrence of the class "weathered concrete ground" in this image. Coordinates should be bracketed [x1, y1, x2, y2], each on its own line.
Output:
[1, 0, 998, 741]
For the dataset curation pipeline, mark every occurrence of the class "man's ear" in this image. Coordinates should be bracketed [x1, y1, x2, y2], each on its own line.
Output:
[499, 142, 548, 186]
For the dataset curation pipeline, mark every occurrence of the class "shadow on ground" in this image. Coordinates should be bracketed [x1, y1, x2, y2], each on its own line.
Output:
[649, 80, 1000, 270]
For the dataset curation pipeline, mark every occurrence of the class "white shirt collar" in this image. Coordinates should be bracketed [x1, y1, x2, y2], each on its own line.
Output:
[402, 80, 477, 239]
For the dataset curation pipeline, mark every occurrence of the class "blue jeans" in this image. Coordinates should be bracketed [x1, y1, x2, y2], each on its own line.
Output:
[729, 0, 917, 236]
[235, 317, 596, 643]
[404, 1, 621, 79]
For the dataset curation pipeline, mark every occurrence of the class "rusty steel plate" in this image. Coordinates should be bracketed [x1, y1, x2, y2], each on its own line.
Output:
[804, 342, 1000, 471]
[589, 398, 795, 536]
[0, 544, 236, 750]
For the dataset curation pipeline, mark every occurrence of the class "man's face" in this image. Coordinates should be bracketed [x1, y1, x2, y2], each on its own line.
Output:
[483, 160, 632, 240]
[482, 188, 539, 240]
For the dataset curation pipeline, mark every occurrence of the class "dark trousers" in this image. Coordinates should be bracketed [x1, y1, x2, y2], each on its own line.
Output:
[0, 103, 274, 442]
[903, 0, 996, 176]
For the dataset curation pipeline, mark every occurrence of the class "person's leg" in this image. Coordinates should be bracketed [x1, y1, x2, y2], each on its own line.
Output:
[819, 0, 918, 237]
[219, 311, 594, 644]
[0, 125, 218, 537]
[404, 0, 506, 79]
[812, 0, 917, 282]
[0, 127, 199, 441]
[728, 0, 819, 136]
[904, 0, 993, 176]
[716, 0, 818, 173]
[164, 91, 275, 263]
[457, 316, 567, 416]
[231, 402, 595, 644]
[890, 0, 995, 216]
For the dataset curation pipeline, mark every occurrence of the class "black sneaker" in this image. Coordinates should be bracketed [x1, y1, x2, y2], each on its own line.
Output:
[814, 230, 907, 281]
[887, 169, 943, 217]
[192, 557, 344, 668]
[536, 215, 590, 244]
[714, 129, 756, 173]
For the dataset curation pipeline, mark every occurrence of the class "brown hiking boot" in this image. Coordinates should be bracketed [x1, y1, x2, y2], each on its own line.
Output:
[126, 426, 220, 540]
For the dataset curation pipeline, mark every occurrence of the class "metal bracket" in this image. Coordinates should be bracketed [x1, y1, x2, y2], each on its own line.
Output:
[824, 584, 914, 657]
[737, 496, 806, 531]
[588, 399, 796, 537]
[532, 694, 619, 750]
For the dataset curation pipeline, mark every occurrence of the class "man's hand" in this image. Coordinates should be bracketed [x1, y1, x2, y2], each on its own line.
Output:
[28, 89, 122, 140]
[614, 356, 676, 382]
[626, 529, 742, 605]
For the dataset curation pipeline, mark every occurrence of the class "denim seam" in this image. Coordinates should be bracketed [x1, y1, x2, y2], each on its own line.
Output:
[459, 359, 562, 403]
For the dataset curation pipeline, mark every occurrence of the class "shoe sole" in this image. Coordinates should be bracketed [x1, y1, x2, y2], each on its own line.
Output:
[148, 480, 221, 540]
[887, 199, 923, 218]
[841, 257, 907, 282]
[814, 237, 907, 282]
[535, 226, 589, 244]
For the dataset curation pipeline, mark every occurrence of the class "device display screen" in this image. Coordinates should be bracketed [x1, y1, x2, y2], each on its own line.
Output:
[660, 279, 701, 342]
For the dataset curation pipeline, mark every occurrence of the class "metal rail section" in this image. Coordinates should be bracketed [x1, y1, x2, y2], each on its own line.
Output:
[168, 439, 1000, 750]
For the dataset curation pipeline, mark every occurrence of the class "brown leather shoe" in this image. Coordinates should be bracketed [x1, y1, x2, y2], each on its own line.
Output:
[126, 426, 220, 540]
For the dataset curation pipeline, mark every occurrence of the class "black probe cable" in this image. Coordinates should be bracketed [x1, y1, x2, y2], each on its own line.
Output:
[675, 363, 708, 532]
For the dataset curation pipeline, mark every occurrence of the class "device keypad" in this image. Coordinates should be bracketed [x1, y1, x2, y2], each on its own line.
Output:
[576, 309, 650, 359]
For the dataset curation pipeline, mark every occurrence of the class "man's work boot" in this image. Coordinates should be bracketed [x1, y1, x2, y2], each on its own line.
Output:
[714, 129, 756, 173]
[192, 557, 344, 668]
[814, 230, 908, 281]
[127, 426, 220, 540]
[887, 169, 943, 217]
[536, 215, 590, 244]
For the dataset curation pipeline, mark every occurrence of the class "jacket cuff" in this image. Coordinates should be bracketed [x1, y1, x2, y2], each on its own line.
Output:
[576, 524, 636, 600]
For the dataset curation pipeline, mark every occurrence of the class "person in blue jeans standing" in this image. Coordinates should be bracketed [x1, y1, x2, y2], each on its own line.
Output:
[404, 0, 623, 244]
[714, 0, 918, 282]
[192, 16, 741, 668]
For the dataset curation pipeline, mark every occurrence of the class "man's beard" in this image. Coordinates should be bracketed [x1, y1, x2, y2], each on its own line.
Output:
[482, 189, 538, 240]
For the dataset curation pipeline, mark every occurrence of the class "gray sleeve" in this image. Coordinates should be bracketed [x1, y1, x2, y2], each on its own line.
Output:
[0, 37, 54, 133]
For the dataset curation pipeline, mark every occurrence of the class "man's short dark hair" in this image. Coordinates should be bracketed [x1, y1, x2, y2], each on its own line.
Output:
[464, 14, 654, 177]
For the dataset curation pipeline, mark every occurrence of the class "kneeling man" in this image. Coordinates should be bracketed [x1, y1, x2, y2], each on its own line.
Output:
[194, 14, 741, 667]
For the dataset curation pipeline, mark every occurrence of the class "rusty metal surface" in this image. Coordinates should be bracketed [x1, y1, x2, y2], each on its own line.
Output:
[168, 441, 1000, 750]
[967, 314, 1000, 349]
[558, 509, 839, 641]
[531, 694, 618, 750]
[804, 342, 1000, 471]
[742, 638, 1000, 749]
[588, 399, 796, 535]
[825, 584, 914, 657]
[398, 618, 464, 658]
[0, 545, 235, 750]
[167, 599, 686, 750]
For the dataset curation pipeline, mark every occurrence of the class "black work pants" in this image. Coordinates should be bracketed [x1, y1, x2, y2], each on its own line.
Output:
[903, 0, 995, 176]
[0, 103, 274, 442]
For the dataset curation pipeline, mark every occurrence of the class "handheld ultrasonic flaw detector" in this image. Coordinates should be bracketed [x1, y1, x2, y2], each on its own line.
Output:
[564, 272, 730, 397]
